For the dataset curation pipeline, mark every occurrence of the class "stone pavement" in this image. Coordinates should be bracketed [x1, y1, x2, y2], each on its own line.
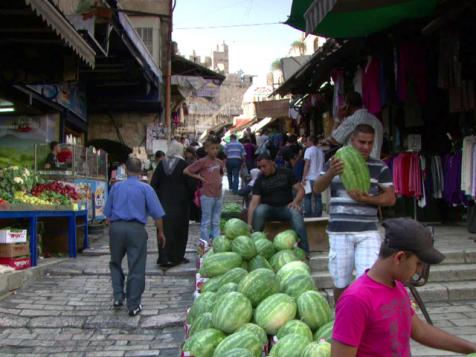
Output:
[0, 222, 200, 357]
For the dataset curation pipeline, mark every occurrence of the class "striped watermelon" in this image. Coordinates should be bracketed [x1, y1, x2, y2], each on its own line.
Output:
[301, 341, 331, 357]
[218, 267, 248, 286]
[251, 231, 267, 242]
[232, 235, 257, 260]
[293, 247, 306, 261]
[212, 292, 252, 334]
[277, 261, 311, 289]
[182, 328, 225, 357]
[273, 230, 298, 251]
[270, 250, 299, 271]
[217, 348, 253, 357]
[282, 274, 316, 299]
[237, 323, 268, 345]
[213, 330, 262, 357]
[270, 333, 309, 357]
[241, 260, 249, 270]
[213, 235, 232, 253]
[199, 252, 243, 277]
[224, 218, 251, 239]
[187, 292, 217, 324]
[189, 312, 214, 336]
[254, 238, 276, 259]
[297, 291, 331, 331]
[216, 282, 238, 296]
[314, 320, 334, 342]
[276, 319, 313, 342]
[238, 268, 279, 307]
[334, 145, 370, 193]
[254, 293, 297, 335]
[202, 276, 222, 293]
[203, 248, 214, 259]
[248, 255, 273, 271]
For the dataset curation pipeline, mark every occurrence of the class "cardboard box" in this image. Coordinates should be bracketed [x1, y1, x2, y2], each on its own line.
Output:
[0, 229, 27, 244]
[0, 243, 30, 258]
[0, 256, 31, 270]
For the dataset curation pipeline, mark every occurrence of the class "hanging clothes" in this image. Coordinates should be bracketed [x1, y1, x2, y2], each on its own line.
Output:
[331, 69, 345, 120]
[443, 150, 466, 206]
[362, 56, 382, 115]
[461, 136, 476, 194]
[397, 41, 428, 105]
[353, 66, 363, 96]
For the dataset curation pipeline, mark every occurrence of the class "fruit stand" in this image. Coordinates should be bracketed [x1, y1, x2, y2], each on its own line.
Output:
[0, 166, 89, 268]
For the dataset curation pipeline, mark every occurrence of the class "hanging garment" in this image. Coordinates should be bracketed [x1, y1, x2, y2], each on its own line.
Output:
[331, 69, 345, 120]
[461, 136, 476, 194]
[397, 41, 428, 105]
[443, 151, 466, 206]
[362, 56, 382, 115]
[353, 66, 363, 95]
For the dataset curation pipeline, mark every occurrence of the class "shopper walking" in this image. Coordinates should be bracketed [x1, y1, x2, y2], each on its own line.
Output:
[151, 141, 194, 268]
[224, 134, 245, 194]
[314, 124, 395, 303]
[104, 157, 166, 316]
[184, 138, 225, 241]
[302, 136, 324, 217]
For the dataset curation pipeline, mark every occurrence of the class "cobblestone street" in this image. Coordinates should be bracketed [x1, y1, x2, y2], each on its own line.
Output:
[0, 222, 199, 357]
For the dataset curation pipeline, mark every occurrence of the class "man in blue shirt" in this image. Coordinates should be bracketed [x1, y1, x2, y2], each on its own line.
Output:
[104, 158, 166, 316]
[224, 134, 245, 194]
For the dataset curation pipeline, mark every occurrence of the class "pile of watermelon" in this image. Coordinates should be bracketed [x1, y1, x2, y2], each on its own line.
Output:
[182, 218, 334, 357]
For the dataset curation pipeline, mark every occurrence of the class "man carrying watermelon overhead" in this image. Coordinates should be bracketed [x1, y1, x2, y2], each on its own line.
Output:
[314, 124, 396, 303]
[331, 218, 476, 356]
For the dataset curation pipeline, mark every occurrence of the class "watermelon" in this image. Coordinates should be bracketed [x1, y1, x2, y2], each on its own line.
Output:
[237, 323, 268, 345]
[238, 268, 280, 307]
[282, 274, 316, 299]
[216, 282, 238, 295]
[270, 250, 299, 271]
[251, 231, 267, 242]
[314, 320, 334, 342]
[276, 320, 313, 342]
[273, 230, 298, 251]
[293, 247, 307, 261]
[199, 252, 243, 277]
[254, 238, 276, 259]
[301, 341, 331, 357]
[218, 267, 247, 286]
[189, 312, 214, 336]
[202, 248, 214, 259]
[217, 348, 253, 357]
[212, 292, 252, 333]
[297, 291, 331, 331]
[213, 331, 262, 357]
[241, 260, 249, 270]
[187, 292, 217, 324]
[277, 261, 311, 289]
[232, 235, 257, 260]
[213, 235, 232, 253]
[254, 293, 297, 335]
[334, 145, 370, 193]
[248, 255, 273, 271]
[202, 276, 222, 293]
[224, 218, 251, 239]
[270, 333, 309, 357]
[182, 328, 225, 357]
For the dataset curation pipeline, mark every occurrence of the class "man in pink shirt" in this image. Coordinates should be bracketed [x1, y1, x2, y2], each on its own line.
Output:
[332, 218, 476, 357]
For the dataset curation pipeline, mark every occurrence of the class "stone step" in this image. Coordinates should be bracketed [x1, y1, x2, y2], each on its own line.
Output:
[321, 281, 476, 308]
[309, 249, 476, 271]
[312, 263, 476, 290]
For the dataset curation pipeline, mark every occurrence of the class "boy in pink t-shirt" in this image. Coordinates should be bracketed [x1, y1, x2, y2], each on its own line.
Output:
[184, 139, 224, 241]
[332, 218, 476, 357]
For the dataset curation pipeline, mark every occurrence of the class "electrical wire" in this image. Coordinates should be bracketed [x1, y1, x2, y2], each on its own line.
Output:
[175, 21, 284, 30]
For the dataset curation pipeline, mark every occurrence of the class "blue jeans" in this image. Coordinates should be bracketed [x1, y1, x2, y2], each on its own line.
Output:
[226, 158, 242, 194]
[200, 195, 223, 241]
[252, 204, 309, 253]
[304, 180, 323, 217]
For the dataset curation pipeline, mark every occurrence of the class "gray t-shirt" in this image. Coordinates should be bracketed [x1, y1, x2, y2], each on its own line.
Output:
[321, 157, 393, 233]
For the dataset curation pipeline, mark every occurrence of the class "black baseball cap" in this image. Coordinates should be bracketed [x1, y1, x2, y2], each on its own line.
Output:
[382, 218, 445, 265]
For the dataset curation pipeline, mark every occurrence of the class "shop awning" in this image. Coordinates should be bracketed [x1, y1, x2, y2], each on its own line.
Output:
[249, 117, 279, 133]
[172, 55, 226, 83]
[287, 0, 438, 38]
[25, 0, 95, 67]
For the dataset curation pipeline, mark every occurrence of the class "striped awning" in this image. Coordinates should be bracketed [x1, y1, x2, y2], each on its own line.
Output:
[25, 0, 95, 67]
[304, 0, 337, 34]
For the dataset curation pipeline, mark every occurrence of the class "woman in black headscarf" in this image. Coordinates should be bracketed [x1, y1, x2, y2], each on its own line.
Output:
[151, 141, 195, 268]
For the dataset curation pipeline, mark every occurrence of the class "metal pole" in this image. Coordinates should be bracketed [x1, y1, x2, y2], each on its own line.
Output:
[165, 0, 173, 143]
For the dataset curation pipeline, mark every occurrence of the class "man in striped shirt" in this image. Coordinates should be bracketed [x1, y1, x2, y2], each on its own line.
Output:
[314, 124, 395, 303]
[224, 134, 245, 194]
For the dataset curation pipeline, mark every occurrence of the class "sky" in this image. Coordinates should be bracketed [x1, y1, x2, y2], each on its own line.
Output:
[172, 0, 304, 84]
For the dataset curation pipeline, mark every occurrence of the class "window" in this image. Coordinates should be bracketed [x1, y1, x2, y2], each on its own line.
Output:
[135, 27, 154, 56]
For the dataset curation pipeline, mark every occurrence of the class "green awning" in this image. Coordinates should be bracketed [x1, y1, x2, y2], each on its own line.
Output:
[286, 0, 438, 38]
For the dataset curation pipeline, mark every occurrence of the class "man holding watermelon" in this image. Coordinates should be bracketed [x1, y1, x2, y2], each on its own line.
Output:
[314, 124, 396, 303]
[331, 218, 476, 356]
